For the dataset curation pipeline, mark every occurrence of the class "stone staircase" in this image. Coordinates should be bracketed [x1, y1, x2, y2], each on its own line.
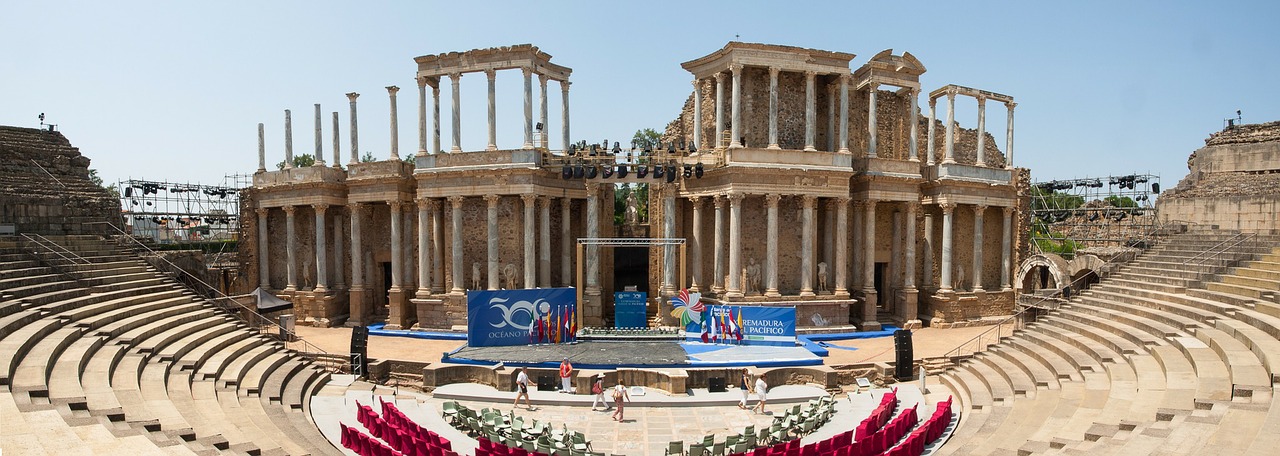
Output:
[933, 230, 1280, 455]
[0, 235, 339, 455]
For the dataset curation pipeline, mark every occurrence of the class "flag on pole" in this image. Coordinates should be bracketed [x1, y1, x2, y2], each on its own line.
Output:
[719, 309, 728, 343]
[569, 302, 578, 342]
[700, 306, 711, 343]
[727, 307, 740, 343]
[528, 313, 537, 344]
[563, 303, 572, 343]
[736, 307, 745, 342]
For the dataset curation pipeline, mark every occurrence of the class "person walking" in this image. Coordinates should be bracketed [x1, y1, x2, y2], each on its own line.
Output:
[590, 375, 610, 411]
[514, 367, 533, 410]
[752, 374, 768, 414]
[611, 380, 631, 421]
[559, 357, 574, 393]
[738, 368, 752, 410]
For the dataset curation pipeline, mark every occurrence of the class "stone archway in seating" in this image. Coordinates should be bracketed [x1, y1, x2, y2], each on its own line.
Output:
[1016, 253, 1071, 294]
[1067, 254, 1105, 291]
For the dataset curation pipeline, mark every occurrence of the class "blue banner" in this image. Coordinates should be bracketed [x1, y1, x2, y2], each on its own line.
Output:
[466, 288, 577, 347]
[676, 303, 796, 344]
[613, 292, 648, 328]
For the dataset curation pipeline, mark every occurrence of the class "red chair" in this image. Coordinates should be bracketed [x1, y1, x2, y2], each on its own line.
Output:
[787, 439, 800, 451]
[801, 443, 818, 456]
[785, 448, 800, 456]
[754, 447, 769, 456]
[475, 449, 491, 456]
[437, 436, 451, 451]
[818, 439, 832, 454]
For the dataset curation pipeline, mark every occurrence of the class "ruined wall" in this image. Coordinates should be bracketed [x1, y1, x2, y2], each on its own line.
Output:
[0, 126, 122, 235]
[1159, 121, 1280, 232]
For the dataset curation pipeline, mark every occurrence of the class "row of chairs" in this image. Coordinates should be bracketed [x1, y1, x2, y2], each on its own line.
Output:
[442, 401, 597, 456]
[667, 395, 838, 456]
[344, 399, 457, 456]
[854, 388, 898, 441]
[732, 396, 953, 456]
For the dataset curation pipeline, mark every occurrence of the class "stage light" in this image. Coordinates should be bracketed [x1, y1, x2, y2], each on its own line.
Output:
[536, 122, 544, 131]
[569, 144, 577, 156]
[585, 165, 598, 179]
[589, 144, 598, 156]
[613, 142, 621, 154]
[562, 164, 573, 179]
[636, 165, 648, 178]
[573, 165, 584, 179]
[695, 162, 704, 178]
[683, 164, 692, 178]
[668, 143, 676, 155]
[653, 165, 665, 179]
[616, 165, 628, 178]
[665, 166, 677, 183]
[1152, 183, 1160, 194]
[601, 165, 614, 178]
[689, 142, 697, 153]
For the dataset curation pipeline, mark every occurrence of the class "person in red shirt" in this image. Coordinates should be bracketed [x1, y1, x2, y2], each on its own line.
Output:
[559, 357, 573, 393]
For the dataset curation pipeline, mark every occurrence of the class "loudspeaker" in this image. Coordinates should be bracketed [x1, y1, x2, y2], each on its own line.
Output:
[894, 329, 914, 380]
[708, 377, 727, 393]
[537, 375, 556, 391]
[350, 326, 369, 378]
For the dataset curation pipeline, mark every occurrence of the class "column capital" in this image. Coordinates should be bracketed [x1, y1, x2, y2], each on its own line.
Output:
[974, 204, 989, 215]
[714, 194, 727, 208]
[584, 181, 601, 194]
[425, 198, 441, 211]
[864, 198, 878, 210]
[416, 76, 429, 88]
[255, 207, 269, 216]
[839, 73, 852, 82]
[483, 194, 501, 206]
[389, 200, 403, 211]
[349, 202, 365, 213]
[386, 85, 400, 95]
[715, 72, 727, 83]
[765, 193, 782, 207]
[939, 202, 957, 214]
[313, 203, 329, 213]
[692, 78, 701, 88]
[1003, 206, 1016, 216]
[687, 195, 702, 206]
[447, 71, 462, 81]
[520, 193, 538, 205]
[804, 70, 816, 79]
[415, 197, 430, 206]
[768, 66, 780, 77]
[727, 192, 745, 203]
[538, 195, 552, 207]
[1005, 101, 1017, 111]
[729, 64, 743, 75]
[346, 92, 360, 102]
[801, 194, 817, 208]
[906, 201, 922, 213]
[282, 205, 296, 215]
[538, 73, 549, 85]
[521, 66, 532, 77]
[836, 196, 852, 205]
[484, 69, 496, 79]
[976, 94, 987, 107]
[447, 195, 465, 208]
[560, 80, 571, 92]
[946, 89, 957, 100]
[867, 81, 880, 91]
[928, 97, 937, 108]
[906, 87, 920, 98]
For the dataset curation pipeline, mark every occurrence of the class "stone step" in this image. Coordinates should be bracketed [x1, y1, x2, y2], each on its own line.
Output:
[1006, 337, 1080, 383]
[1232, 264, 1280, 281]
[977, 350, 1040, 394]
[990, 343, 1059, 389]
[1206, 281, 1279, 301]
[1220, 274, 1280, 292]
[1019, 327, 1103, 375]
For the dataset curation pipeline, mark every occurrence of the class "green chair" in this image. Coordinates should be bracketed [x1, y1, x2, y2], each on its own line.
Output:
[441, 401, 460, 423]
[571, 431, 592, 453]
[711, 442, 725, 456]
[701, 435, 715, 449]
[665, 440, 684, 456]
[732, 442, 749, 455]
[725, 434, 739, 447]
[688, 443, 706, 456]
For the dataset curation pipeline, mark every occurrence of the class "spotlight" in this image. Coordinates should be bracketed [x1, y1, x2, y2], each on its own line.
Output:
[573, 165, 584, 179]
[613, 142, 621, 154]
[668, 143, 676, 155]
[695, 162, 704, 178]
[689, 142, 697, 154]
[616, 164, 628, 178]
[536, 122, 544, 131]
[585, 165, 598, 179]
[683, 164, 693, 178]
[1151, 183, 1160, 194]
[601, 165, 614, 178]
[636, 165, 649, 178]
[653, 165, 665, 179]
[589, 144, 598, 156]
[569, 144, 577, 156]
[562, 164, 573, 179]
[665, 166, 677, 183]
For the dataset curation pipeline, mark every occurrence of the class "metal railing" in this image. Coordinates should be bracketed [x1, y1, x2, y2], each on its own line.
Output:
[29, 159, 67, 188]
[86, 222, 345, 373]
[19, 233, 91, 283]
[1182, 232, 1257, 266]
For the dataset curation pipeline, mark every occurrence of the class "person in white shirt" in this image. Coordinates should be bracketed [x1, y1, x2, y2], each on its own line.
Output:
[590, 375, 610, 411]
[513, 367, 533, 410]
[611, 381, 631, 421]
[752, 375, 768, 414]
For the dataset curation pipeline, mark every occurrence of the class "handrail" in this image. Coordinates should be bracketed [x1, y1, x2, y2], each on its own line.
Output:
[1182, 233, 1255, 265]
[85, 222, 343, 373]
[20, 233, 90, 265]
[29, 159, 67, 188]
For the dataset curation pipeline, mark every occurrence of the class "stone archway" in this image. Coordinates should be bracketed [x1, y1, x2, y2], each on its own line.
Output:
[1016, 253, 1071, 294]
[1067, 254, 1105, 291]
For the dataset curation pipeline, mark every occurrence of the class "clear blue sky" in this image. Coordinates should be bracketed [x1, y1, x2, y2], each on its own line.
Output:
[3, 1, 1277, 193]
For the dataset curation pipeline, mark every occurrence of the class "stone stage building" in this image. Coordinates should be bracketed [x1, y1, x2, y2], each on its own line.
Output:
[241, 42, 1029, 332]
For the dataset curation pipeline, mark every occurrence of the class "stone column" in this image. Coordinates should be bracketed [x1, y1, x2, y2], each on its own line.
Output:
[430, 200, 444, 293]
[539, 197, 551, 288]
[584, 183, 600, 292]
[284, 206, 297, 291]
[851, 201, 863, 291]
[689, 197, 703, 292]
[333, 209, 344, 288]
[332, 112, 341, 167]
[485, 70, 497, 151]
[908, 89, 919, 162]
[827, 82, 837, 152]
[975, 95, 987, 166]
[416, 198, 431, 298]
[561, 198, 572, 286]
[823, 200, 835, 278]
[972, 205, 987, 292]
[692, 79, 703, 150]
[715, 72, 726, 149]
[662, 187, 677, 295]
[943, 90, 956, 164]
[284, 109, 294, 169]
[834, 197, 850, 298]
[484, 194, 500, 290]
[1005, 102, 1016, 169]
[764, 194, 781, 298]
[923, 212, 934, 289]
[448, 196, 465, 294]
[313, 204, 328, 292]
[838, 74, 851, 154]
[539, 75, 549, 149]
[891, 210, 902, 295]
[347, 92, 360, 164]
[561, 81, 571, 152]
[904, 203, 918, 291]
[314, 104, 325, 166]
[940, 203, 956, 292]
[767, 67, 780, 149]
[432, 80, 442, 154]
[257, 123, 266, 172]
[387, 86, 400, 160]
[926, 97, 937, 166]
[522, 194, 537, 288]
[867, 82, 879, 158]
[726, 193, 744, 298]
[256, 208, 270, 288]
[801, 195, 817, 297]
[449, 73, 462, 153]
[804, 71, 817, 151]
[522, 68, 534, 150]
[389, 201, 403, 292]
[348, 203, 367, 325]
[387, 201, 410, 330]
[729, 64, 744, 148]
[712, 196, 726, 294]
[1002, 206, 1014, 291]
[417, 78, 428, 156]
[862, 200, 878, 328]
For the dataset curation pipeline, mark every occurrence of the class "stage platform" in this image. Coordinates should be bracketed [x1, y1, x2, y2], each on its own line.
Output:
[443, 340, 823, 369]
[431, 382, 830, 407]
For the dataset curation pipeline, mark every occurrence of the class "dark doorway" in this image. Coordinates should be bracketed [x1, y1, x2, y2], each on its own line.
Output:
[379, 262, 392, 311]
[611, 246, 650, 327]
[874, 262, 888, 309]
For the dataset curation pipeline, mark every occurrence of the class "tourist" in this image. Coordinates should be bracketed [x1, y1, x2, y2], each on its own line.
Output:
[738, 368, 751, 410]
[590, 374, 610, 411]
[514, 367, 533, 410]
[559, 357, 574, 393]
[611, 380, 630, 421]
[752, 374, 768, 414]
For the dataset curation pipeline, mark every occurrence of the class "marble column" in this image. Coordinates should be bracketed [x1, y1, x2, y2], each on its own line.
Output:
[389, 201, 403, 292]
[851, 201, 863, 291]
[1002, 206, 1014, 291]
[767, 67, 780, 149]
[416, 198, 431, 298]
[800, 195, 817, 297]
[449, 73, 462, 153]
[923, 212, 934, 289]
[692, 79, 703, 150]
[284, 206, 297, 291]
[284, 109, 293, 169]
[838, 74, 851, 153]
[349, 203, 366, 325]
[387, 86, 399, 160]
[730, 64, 744, 148]
[712, 196, 726, 294]
[662, 187, 676, 295]
[347, 92, 360, 164]
[804, 71, 817, 151]
[689, 196, 703, 292]
[764, 194, 781, 298]
[561, 198, 572, 287]
[539, 75, 549, 149]
[584, 183, 600, 292]
[402, 204, 413, 290]
[834, 197, 850, 298]
[943, 90, 956, 164]
[827, 82, 837, 152]
[908, 89, 919, 162]
[313, 204, 328, 292]
[522, 68, 534, 150]
[862, 200, 877, 301]
[448, 196, 465, 294]
[975, 95, 987, 166]
[314, 104, 325, 166]
[823, 200, 835, 279]
[867, 82, 879, 158]
[972, 205, 987, 292]
[332, 112, 341, 167]
[522, 194, 537, 289]
[940, 203, 956, 292]
[333, 209, 344, 289]
[715, 73, 726, 149]
[256, 208, 269, 288]
[417, 78, 428, 156]
[891, 210, 902, 296]
[1005, 102, 1016, 169]
[561, 81, 571, 152]
[256, 123, 266, 172]
[431, 80, 442, 154]
[926, 97, 937, 166]
[430, 200, 444, 293]
[726, 193, 744, 298]
[485, 70, 497, 151]
[484, 194, 500, 290]
[539, 197, 552, 288]
[904, 203, 918, 292]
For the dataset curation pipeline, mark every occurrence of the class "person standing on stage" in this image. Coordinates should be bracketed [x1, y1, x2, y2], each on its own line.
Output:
[752, 374, 768, 414]
[611, 380, 631, 421]
[559, 357, 574, 393]
[514, 367, 533, 410]
[738, 368, 752, 410]
[590, 374, 610, 411]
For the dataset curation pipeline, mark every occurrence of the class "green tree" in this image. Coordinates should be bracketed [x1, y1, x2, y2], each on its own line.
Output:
[631, 128, 661, 151]
[275, 154, 316, 170]
[613, 183, 649, 225]
[1104, 195, 1137, 208]
[361, 151, 377, 163]
[88, 169, 120, 198]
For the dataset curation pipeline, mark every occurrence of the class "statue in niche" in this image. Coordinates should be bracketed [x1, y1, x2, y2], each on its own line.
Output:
[954, 265, 966, 291]
[471, 262, 481, 290]
[747, 257, 762, 295]
[817, 262, 829, 293]
[624, 192, 640, 225]
[740, 267, 751, 295]
[503, 263, 518, 289]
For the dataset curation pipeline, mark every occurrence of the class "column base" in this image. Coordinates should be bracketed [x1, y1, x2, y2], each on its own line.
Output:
[522, 143, 534, 150]
[767, 144, 780, 150]
[725, 291, 744, 299]
[799, 289, 815, 298]
[346, 286, 368, 328]
[449, 288, 465, 297]
[837, 148, 851, 154]
[486, 145, 498, 151]
[415, 288, 433, 299]
[386, 289, 413, 330]
[283, 285, 297, 293]
[765, 289, 781, 298]
[450, 147, 462, 153]
[834, 288, 850, 299]
[860, 320, 882, 332]
[803, 146, 816, 152]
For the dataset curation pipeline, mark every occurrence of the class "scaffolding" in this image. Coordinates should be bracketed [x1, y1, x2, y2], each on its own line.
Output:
[116, 178, 242, 244]
[1030, 174, 1161, 255]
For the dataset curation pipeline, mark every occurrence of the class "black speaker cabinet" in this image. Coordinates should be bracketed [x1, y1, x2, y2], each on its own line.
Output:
[349, 326, 369, 378]
[708, 377, 727, 393]
[894, 329, 914, 380]
[537, 375, 556, 391]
